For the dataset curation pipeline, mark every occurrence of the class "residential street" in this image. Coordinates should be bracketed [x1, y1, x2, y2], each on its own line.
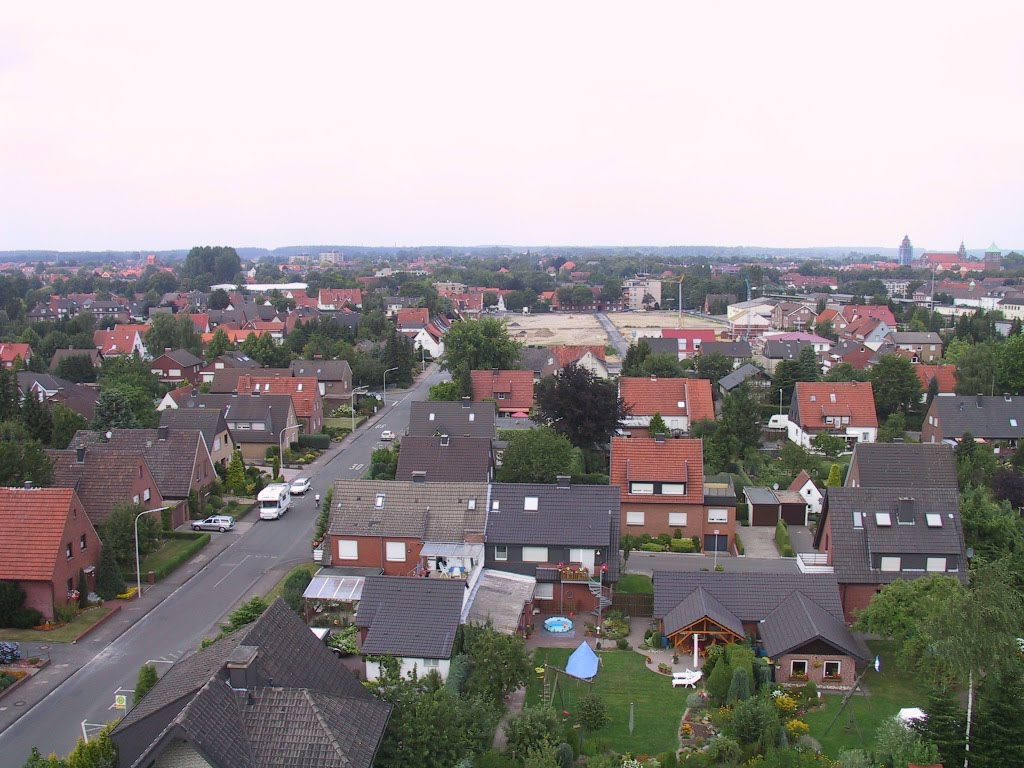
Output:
[0, 366, 446, 760]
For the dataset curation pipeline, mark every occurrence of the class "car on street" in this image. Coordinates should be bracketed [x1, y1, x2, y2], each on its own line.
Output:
[192, 515, 236, 532]
[380, 430, 395, 441]
[290, 477, 312, 495]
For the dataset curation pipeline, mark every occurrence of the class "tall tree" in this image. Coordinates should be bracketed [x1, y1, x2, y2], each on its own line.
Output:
[92, 390, 141, 431]
[971, 658, 1024, 768]
[647, 412, 669, 437]
[955, 343, 998, 395]
[54, 354, 97, 383]
[534, 363, 628, 449]
[21, 395, 53, 445]
[695, 352, 734, 387]
[621, 340, 651, 376]
[869, 355, 922, 419]
[496, 428, 575, 483]
[102, 502, 161, 568]
[720, 385, 761, 453]
[440, 319, 521, 393]
[955, 433, 997, 489]
[914, 686, 965, 768]
[204, 327, 231, 359]
[0, 421, 54, 487]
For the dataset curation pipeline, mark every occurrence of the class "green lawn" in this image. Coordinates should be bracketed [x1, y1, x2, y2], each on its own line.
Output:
[803, 640, 928, 757]
[615, 574, 653, 594]
[0, 605, 114, 643]
[138, 537, 200, 575]
[526, 648, 685, 756]
[223, 501, 255, 520]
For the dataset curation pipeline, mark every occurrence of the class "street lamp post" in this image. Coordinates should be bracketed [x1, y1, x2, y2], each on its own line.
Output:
[713, 529, 721, 571]
[349, 386, 368, 432]
[278, 423, 300, 464]
[135, 506, 169, 599]
[382, 367, 399, 407]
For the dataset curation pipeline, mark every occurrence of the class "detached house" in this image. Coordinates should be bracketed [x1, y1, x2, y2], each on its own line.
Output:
[787, 381, 878, 449]
[0, 342, 33, 369]
[886, 331, 943, 363]
[317, 288, 363, 311]
[236, 375, 324, 435]
[290, 359, 352, 401]
[149, 348, 204, 384]
[922, 395, 1024, 448]
[618, 376, 715, 436]
[183, 393, 298, 462]
[48, 447, 165, 528]
[470, 370, 534, 415]
[609, 436, 735, 552]
[0, 487, 101, 621]
[93, 325, 150, 358]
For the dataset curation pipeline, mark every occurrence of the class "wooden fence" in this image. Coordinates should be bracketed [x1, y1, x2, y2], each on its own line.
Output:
[610, 591, 654, 617]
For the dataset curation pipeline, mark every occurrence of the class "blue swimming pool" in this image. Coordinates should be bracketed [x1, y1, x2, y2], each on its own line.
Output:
[544, 616, 573, 633]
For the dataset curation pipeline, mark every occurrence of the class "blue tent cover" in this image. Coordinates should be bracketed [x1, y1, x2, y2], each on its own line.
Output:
[565, 641, 599, 680]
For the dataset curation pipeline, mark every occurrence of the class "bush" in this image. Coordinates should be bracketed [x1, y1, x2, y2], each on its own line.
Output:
[445, 653, 471, 696]
[126, 532, 210, 582]
[734, 534, 744, 556]
[555, 742, 574, 768]
[135, 664, 158, 704]
[297, 433, 330, 450]
[0, 582, 43, 629]
[282, 568, 313, 613]
[208, 495, 224, 510]
[775, 519, 795, 557]
[639, 542, 666, 552]
[95, 545, 126, 601]
[265, 446, 279, 459]
[0, 671, 18, 691]
[0, 641, 21, 664]
[691, 536, 701, 552]
[616, 637, 630, 650]
[669, 537, 695, 553]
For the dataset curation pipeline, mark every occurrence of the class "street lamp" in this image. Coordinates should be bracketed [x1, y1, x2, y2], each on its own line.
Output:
[135, 506, 169, 599]
[713, 529, 721, 571]
[349, 386, 368, 432]
[278, 423, 300, 464]
[382, 367, 399, 407]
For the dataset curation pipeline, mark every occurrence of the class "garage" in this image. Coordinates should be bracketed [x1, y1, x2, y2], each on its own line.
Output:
[744, 487, 781, 526]
[703, 534, 729, 552]
[776, 490, 808, 526]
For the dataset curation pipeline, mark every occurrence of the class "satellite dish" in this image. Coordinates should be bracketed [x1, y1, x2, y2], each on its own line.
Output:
[772, 483, 779, 490]
[105, 431, 113, 440]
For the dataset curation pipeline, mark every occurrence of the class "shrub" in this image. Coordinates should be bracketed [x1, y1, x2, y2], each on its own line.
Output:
[0, 671, 19, 691]
[297, 433, 330, 450]
[639, 542, 666, 552]
[785, 719, 810, 739]
[775, 519, 795, 557]
[135, 664, 158, 704]
[0, 641, 21, 664]
[265, 446, 279, 459]
[445, 653, 471, 696]
[0, 582, 43, 629]
[616, 637, 630, 650]
[691, 536, 701, 552]
[208, 495, 225, 510]
[772, 692, 798, 714]
[734, 534, 745, 556]
[801, 680, 819, 704]
[504, 707, 562, 758]
[727, 667, 752, 703]
[706, 656, 733, 704]
[282, 568, 313, 613]
[669, 538, 695, 553]
[554, 743, 574, 768]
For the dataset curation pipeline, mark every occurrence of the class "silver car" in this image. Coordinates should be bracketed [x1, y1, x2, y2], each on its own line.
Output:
[191, 515, 236, 532]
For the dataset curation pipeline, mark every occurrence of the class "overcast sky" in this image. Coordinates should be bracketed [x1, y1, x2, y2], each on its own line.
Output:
[2, 1, 1022, 252]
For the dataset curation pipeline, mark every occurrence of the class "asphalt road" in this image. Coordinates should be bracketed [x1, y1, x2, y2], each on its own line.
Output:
[596, 312, 629, 357]
[0, 366, 447, 759]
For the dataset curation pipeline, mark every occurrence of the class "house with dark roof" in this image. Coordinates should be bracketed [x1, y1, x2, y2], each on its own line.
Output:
[844, 443, 958, 489]
[699, 340, 753, 369]
[69, 427, 216, 529]
[760, 339, 814, 374]
[886, 331, 943, 363]
[159, 407, 235, 466]
[236, 375, 324, 435]
[48, 447, 165, 527]
[149, 348, 204, 384]
[395, 435, 494, 482]
[198, 352, 260, 384]
[653, 572, 868, 689]
[0, 487, 101, 620]
[743, 486, 809, 527]
[485, 478, 619, 615]
[787, 381, 878, 449]
[618, 376, 715, 436]
[771, 301, 816, 331]
[289, 359, 352, 401]
[17, 372, 99, 420]
[355, 576, 466, 682]
[110, 598, 391, 768]
[922, 394, 1024, 448]
[49, 347, 103, 373]
[609, 437, 735, 550]
[470, 370, 534, 414]
[813, 487, 967, 621]
[717, 363, 771, 398]
[183, 393, 298, 462]
[407, 400, 496, 439]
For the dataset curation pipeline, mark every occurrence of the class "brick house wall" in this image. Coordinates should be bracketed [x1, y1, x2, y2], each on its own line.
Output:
[532, 582, 599, 615]
[620, 502, 735, 550]
[838, 583, 881, 624]
[328, 534, 421, 575]
[776, 652, 857, 690]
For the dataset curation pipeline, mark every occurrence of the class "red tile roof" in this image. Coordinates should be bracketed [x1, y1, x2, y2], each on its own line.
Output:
[0, 488, 77, 581]
[609, 437, 704, 504]
[0, 343, 33, 365]
[841, 316, 886, 340]
[397, 308, 430, 328]
[852, 305, 897, 326]
[318, 288, 362, 308]
[788, 470, 818, 493]
[915, 364, 957, 394]
[236, 376, 321, 419]
[551, 345, 607, 366]
[793, 381, 878, 430]
[470, 370, 534, 411]
[93, 324, 149, 355]
[619, 377, 715, 421]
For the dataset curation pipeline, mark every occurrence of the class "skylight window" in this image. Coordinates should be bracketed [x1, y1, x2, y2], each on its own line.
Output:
[853, 512, 863, 529]
[374, 493, 385, 509]
[926, 513, 943, 528]
[467, 498, 476, 510]
[429, 413, 435, 421]
[524, 496, 539, 511]
[875, 511, 892, 527]
[1011, 419, 1018, 428]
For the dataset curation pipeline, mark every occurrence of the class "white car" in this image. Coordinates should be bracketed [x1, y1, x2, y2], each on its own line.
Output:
[290, 477, 312, 495]
[380, 430, 395, 441]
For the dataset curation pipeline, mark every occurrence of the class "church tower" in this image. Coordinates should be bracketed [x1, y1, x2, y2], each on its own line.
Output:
[898, 235, 913, 266]
[957, 241, 967, 260]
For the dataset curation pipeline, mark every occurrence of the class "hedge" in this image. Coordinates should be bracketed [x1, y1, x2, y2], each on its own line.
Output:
[669, 538, 696, 553]
[775, 519, 795, 557]
[734, 533, 745, 556]
[127, 532, 210, 582]
[298, 434, 331, 450]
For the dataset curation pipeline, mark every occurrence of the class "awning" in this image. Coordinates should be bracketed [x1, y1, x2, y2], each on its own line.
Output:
[511, 412, 529, 418]
[302, 574, 365, 602]
[420, 542, 484, 559]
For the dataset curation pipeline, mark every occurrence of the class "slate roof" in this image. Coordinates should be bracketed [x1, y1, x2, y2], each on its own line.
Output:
[112, 599, 389, 768]
[847, 443, 957, 489]
[159, 409, 230, 455]
[486, 482, 619, 548]
[928, 395, 1024, 441]
[470, 370, 534, 411]
[792, 381, 878, 430]
[154, 348, 204, 367]
[407, 400, 496, 438]
[763, 340, 811, 360]
[329, 480, 489, 541]
[641, 337, 680, 356]
[889, 331, 943, 346]
[517, 348, 559, 378]
[619, 377, 715, 421]
[355, 576, 464, 659]
[69, 428, 209, 498]
[719, 363, 769, 392]
[181, 393, 294, 444]
[0, 488, 78, 582]
[653, 572, 845, 622]
[662, 586, 745, 638]
[395, 435, 493, 483]
[760, 592, 869, 659]
[289, 359, 352, 383]
[700, 340, 752, 359]
[609, 437, 704, 505]
[48, 449, 158, 524]
[813, 487, 966, 585]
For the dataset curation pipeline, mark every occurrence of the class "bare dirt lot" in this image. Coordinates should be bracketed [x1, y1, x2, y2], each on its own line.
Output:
[606, 311, 725, 342]
[504, 313, 608, 347]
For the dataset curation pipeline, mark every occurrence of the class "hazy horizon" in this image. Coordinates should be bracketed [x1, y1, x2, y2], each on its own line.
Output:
[3, 1, 1022, 251]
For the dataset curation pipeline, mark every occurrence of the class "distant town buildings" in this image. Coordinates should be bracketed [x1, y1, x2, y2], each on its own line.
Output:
[898, 235, 913, 266]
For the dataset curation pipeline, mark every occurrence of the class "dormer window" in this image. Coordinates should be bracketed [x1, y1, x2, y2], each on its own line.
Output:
[875, 512, 892, 527]
[630, 482, 654, 495]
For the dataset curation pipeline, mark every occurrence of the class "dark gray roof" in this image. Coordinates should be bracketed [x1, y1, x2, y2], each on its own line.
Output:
[355, 576, 464, 659]
[407, 400, 496, 439]
[395, 435, 493, 483]
[182, 393, 295, 444]
[930, 395, 1024, 440]
[760, 592, 869, 659]
[662, 586, 745, 638]
[718, 363, 769, 392]
[157, 348, 204, 367]
[290, 359, 352, 382]
[641, 337, 679, 356]
[209, 367, 290, 393]
[653, 572, 845, 622]
[48, 448, 157, 524]
[329, 480, 489, 541]
[69, 427, 210, 499]
[847, 443, 957, 489]
[486, 483, 619, 548]
[744, 486, 781, 505]
[814, 486, 966, 585]
[888, 331, 942, 345]
[112, 599, 389, 768]
[517, 348, 558, 377]
[49, 347, 103, 371]
[202, 352, 259, 371]
[701, 341, 752, 359]
[763, 340, 811, 360]
[160, 408, 230, 454]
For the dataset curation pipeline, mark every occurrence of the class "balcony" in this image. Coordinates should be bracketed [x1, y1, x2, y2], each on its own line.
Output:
[796, 553, 833, 574]
[559, 564, 591, 582]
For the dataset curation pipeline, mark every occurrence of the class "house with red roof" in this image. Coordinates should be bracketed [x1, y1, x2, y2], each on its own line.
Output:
[789, 470, 823, 517]
[235, 376, 324, 435]
[0, 487, 102, 620]
[396, 307, 431, 330]
[317, 288, 363, 311]
[838, 316, 892, 345]
[470, 370, 534, 414]
[852, 305, 897, 327]
[619, 376, 715, 436]
[94, 324, 150, 358]
[610, 436, 734, 550]
[657, 329, 718, 359]
[914, 364, 957, 398]
[0, 343, 33, 370]
[787, 381, 878, 449]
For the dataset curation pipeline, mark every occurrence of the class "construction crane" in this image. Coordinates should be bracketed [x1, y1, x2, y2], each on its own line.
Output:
[676, 274, 685, 328]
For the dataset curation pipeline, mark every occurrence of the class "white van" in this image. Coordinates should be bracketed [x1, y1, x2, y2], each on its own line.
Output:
[767, 414, 789, 430]
[258, 483, 292, 520]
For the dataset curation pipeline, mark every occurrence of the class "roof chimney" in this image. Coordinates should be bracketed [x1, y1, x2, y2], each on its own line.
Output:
[977, 395, 984, 408]
[76, 447, 86, 463]
[157, 425, 169, 441]
[650, 374, 657, 381]
[23, 481, 33, 490]
[412, 471, 427, 484]
[226, 645, 259, 690]
[556, 475, 571, 489]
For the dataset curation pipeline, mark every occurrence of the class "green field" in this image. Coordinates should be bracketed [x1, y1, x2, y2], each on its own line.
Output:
[615, 574, 654, 594]
[526, 648, 684, 756]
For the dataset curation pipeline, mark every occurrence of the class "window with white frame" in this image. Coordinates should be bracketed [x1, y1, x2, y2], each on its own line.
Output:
[823, 660, 841, 678]
[668, 512, 688, 527]
[790, 660, 807, 678]
[926, 557, 946, 572]
[534, 583, 554, 600]
[880, 556, 901, 572]
[522, 546, 548, 562]
[143, 488, 151, 502]
[626, 511, 645, 526]
[494, 545, 508, 561]
[661, 483, 687, 495]
[707, 509, 729, 523]
[524, 496, 539, 511]
[422, 658, 440, 669]
[925, 513, 943, 528]
[629, 482, 654, 495]
[133, 494, 140, 505]
[385, 542, 406, 562]
[338, 540, 358, 560]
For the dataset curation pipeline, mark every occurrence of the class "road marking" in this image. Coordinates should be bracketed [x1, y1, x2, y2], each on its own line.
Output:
[81, 720, 107, 742]
[349, 463, 364, 471]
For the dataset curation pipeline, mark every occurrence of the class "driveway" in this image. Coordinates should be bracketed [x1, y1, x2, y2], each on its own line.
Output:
[738, 526, 781, 559]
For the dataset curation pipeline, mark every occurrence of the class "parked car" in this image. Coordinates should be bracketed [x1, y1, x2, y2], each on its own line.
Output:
[380, 430, 395, 441]
[192, 515, 236, 532]
[290, 477, 312, 495]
